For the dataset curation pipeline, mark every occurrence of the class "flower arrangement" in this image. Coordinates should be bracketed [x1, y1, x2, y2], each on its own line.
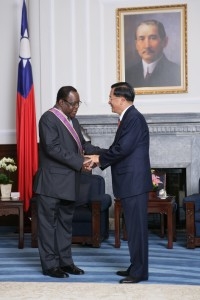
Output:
[151, 169, 163, 191]
[0, 157, 17, 184]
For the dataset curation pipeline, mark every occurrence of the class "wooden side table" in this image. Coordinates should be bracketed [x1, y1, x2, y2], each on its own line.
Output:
[0, 199, 24, 249]
[148, 196, 176, 249]
[114, 195, 176, 249]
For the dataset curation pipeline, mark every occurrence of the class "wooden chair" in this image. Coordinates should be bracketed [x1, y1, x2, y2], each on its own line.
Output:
[183, 179, 200, 248]
[31, 173, 112, 248]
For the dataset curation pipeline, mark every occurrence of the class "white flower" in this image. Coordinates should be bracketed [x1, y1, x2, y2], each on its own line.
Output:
[0, 157, 17, 184]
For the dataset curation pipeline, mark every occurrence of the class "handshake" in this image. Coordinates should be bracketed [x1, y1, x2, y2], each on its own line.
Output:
[82, 155, 100, 172]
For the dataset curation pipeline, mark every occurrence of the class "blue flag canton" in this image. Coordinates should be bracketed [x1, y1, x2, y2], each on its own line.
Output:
[17, 0, 33, 98]
[17, 59, 33, 98]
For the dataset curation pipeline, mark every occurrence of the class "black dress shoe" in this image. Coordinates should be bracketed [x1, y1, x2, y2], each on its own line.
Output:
[116, 265, 132, 277]
[43, 267, 69, 278]
[61, 264, 84, 275]
[119, 276, 148, 284]
[116, 270, 129, 277]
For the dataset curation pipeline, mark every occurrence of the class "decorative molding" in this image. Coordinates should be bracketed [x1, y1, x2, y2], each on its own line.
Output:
[148, 124, 200, 134]
[84, 126, 117, 136]
[82, 123, 200, 136]
[78, 113, 200, 135]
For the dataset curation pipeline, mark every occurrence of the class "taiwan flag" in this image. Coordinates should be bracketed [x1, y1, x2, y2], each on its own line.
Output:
[16, 0, 38, 211]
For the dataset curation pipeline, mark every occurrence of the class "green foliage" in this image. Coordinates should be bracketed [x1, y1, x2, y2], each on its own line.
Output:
[0, 173, 11, 184]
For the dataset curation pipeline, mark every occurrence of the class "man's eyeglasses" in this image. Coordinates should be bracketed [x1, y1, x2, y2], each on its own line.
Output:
[63, 99, 82, 108]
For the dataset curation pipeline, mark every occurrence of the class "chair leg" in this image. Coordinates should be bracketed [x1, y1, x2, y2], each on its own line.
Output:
[173, 209, 176, 242]
[160, 214, 165, 238]
[114, 198, 122, 248]
[91, 201, 101, 247]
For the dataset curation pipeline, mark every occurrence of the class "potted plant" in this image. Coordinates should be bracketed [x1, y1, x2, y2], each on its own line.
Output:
[0, 157, 17, 199]
[151, 169, 163, 191]
[150, 169, 163, 199]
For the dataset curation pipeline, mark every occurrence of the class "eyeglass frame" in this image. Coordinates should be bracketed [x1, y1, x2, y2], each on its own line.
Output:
[62, 99, 82, 108]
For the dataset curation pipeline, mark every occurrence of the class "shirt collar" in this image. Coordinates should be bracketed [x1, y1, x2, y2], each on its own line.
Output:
[119, 105, 132, 121]
[142, 55, 163, 77]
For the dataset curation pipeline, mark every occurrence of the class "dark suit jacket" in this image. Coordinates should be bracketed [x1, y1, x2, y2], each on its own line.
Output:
[99, 106, 152, 199]
[126, 55, 181, 88]
[34, 110, 103, 201]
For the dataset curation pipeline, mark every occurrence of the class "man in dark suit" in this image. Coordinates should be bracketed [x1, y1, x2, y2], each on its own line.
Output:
[86, 82, 152, 283]
[33, 86, 103, 278]
[125, 20, 181, 87]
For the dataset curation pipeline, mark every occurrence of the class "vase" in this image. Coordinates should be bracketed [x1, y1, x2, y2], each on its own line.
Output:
[0, 183, 12, 199]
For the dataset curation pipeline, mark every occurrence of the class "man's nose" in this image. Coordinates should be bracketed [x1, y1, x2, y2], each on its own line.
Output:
[143, 38, 150, 47]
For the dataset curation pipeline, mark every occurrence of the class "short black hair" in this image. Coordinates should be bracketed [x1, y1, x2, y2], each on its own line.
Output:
[56, 86, 77, 102]
[111, 82, 135, 102]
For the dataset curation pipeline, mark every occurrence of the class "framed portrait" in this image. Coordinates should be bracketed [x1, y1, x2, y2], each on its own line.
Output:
[116, 4, 188, 95]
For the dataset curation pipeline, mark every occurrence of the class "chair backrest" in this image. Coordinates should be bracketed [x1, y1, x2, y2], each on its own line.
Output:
[75, 173, 106, 207]
[80, 173, 105, 197]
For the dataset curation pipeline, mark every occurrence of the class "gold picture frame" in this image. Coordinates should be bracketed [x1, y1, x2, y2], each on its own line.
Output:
[116, 4, 187, 95]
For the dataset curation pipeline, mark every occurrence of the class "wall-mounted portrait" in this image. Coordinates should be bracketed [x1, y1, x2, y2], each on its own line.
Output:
[116, 4, 187, 94]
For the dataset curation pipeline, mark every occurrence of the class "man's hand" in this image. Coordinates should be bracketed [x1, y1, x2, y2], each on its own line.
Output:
[83, 155, 100, 171]
[82, 156, 93, 172]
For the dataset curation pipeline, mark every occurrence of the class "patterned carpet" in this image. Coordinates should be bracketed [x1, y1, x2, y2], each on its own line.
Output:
[0, 227, 200, 286]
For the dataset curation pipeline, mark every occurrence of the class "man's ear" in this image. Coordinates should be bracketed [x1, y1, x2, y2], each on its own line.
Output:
[58, 99, 64, 106]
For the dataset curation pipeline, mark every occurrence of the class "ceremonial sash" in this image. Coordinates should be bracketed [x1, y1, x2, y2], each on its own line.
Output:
[49, 107, 83, 154]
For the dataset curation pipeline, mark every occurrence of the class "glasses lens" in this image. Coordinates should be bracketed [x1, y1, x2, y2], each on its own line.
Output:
[63, 100, 82, 107]
[72, 101, 82, 107]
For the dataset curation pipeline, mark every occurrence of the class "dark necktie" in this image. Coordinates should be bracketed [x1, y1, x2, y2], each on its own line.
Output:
[145, 71, 151, 80]
[145, 67, 151, 82]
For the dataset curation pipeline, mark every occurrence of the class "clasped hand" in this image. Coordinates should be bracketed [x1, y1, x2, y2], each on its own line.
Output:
[82, 155, 100, 171]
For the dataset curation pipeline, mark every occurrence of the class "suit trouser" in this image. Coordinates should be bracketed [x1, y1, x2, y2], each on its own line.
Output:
[121, 193, 148, 278]
[37, 194, 76, 271]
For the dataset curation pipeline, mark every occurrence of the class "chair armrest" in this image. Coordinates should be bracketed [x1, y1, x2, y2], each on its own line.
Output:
[183, 194, 200, 202]
[89, 194, 112, 211]
[183, 194, 199, 208]
[183, 194, 200, 212]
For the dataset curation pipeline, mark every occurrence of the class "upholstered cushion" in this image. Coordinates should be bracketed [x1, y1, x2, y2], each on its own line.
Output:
[90, 194, 112, 211]
[75, 183, 91, 207]
[183, 194, 200, 210]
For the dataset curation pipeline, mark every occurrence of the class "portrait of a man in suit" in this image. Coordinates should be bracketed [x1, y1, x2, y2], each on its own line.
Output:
[125, 19, 181, 88]
[116, 6, 187, 93]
